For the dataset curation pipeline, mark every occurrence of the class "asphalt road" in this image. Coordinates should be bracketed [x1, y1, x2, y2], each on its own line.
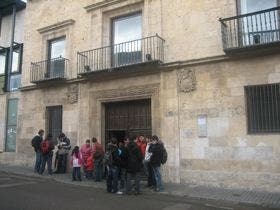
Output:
[0, 171, 272, 210]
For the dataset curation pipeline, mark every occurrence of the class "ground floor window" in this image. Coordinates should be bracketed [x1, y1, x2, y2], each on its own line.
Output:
[245, 83, 280, 134]
[5, 98, 18, 152]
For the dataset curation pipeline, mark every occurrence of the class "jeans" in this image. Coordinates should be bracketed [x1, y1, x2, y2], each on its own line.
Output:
[119, 168, 126, 190]
[34, 151, 42, 173]
[147, 162, 156, 186]
[126, 172, 140, 193]
[152, 166, 163, 191]
[94, 159, 103, 182]
[39, 155, 53, 175]
[106, 166, 119, 193]
[72, 167, 81, 181]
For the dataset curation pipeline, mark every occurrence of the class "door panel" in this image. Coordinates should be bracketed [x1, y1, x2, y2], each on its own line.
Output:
[46, 106, 62, 141]
[5, 99, 18, 152]
[105, 99, 151, 144]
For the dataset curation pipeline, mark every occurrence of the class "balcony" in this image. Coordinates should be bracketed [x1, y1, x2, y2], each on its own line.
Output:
[220, 7, 280, 54]
[77, 35, 164, 75]
[30, 57, 69, 84]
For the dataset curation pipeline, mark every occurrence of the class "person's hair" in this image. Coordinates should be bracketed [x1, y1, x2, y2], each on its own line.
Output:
[86, 139, 90, 143]
[46, 133, 53, 139]
[38, 129, 44, 135]
[59, 133, 65, 138]
[71, 146, 79, 157]
[110, 137, 117, 145]
[91, 137, 97, 143]
[151, 135, 159, 142]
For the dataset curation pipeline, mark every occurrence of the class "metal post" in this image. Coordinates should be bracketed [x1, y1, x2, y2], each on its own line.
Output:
[6, 4, 17, 92]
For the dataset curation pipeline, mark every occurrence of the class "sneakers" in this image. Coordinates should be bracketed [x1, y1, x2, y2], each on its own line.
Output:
[116, 191, 124, 195]
[134, 191, 142, 196]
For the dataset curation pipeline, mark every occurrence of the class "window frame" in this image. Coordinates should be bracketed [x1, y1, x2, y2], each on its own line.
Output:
[47, 36, 66, 61]
[111, 11, 142, 46]
[245, 83, 280, 134]
[236, 0, 280, 15]
[0, 49, 8, 76]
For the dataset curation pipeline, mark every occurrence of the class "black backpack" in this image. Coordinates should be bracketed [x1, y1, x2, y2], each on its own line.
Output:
[161, 145, 168, 165]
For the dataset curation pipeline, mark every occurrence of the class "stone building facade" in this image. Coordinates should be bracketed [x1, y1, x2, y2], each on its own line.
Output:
[1, 0, 280, 192]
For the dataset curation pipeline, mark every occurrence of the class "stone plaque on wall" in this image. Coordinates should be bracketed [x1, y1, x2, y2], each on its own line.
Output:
[178, 69, 196, 93]
[197, 114, 207, 138]
[66, 84, 79, 104]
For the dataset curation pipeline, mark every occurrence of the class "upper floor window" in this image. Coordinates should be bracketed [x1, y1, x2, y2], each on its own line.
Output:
[112, 13, 142, 66]
[245, 83, 280, 134]
[240, 0, 278, 14]
[47, 37, 66, 78]
[0, 53, 6, 74]
[12, 49, 20, 73]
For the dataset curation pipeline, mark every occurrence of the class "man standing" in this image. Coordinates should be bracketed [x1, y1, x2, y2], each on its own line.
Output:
[149, 135, 164, 192]
[126, 138, 143, 195]
[39, 134, 55, 176]
[31, 129, 44, 173]
[92, 137, 104, 182]
[55, 133, 71, 173]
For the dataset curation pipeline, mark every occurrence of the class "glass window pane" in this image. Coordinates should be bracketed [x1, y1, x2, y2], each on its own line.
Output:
[0, 54, 6, 74]
[113, 13, 142, 44]
[50, 38, 65, 59]
[7, 99, 18, 125]
[11, 50, 20, 72]
[9, 74, 21, 91]
[240, 0, 277, 14]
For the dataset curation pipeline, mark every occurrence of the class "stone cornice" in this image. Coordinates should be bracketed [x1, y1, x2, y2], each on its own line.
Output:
[84, 0, 143, 12]
[37, 19, 75, 34]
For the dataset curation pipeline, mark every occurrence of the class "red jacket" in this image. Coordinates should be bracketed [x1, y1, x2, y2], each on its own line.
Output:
[85, 155, 94, 171]
[92, 142, 104, 160]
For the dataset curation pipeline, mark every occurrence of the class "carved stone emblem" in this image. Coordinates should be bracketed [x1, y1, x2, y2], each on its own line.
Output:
[66, 84, 79, 104]
[178, 69, 196, 93]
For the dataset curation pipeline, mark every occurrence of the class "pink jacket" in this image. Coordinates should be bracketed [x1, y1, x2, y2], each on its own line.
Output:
[80, 144, 93, 162]
[71, 152, 83, 167]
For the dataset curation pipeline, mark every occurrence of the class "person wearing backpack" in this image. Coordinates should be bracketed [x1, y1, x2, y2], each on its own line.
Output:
[39, 134, 55, 175]
[105, 138, 121, 194]
[148, 135, 164, 192]
[31, 129, 44, 173]
[126, 138, 143, 195]
[92, 137, 104, 182]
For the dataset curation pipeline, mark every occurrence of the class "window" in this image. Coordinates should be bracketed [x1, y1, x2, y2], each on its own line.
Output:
[245, 83, 280, 134]
[112, 13, 142, 66]
[11, 49, 20, 73]
[47, 37, 66, 78]
[0, 53, 6, 74]
[239, 0, 279, 45]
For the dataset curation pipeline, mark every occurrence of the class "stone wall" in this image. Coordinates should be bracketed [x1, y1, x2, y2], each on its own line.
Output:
[178, 54, 280, 192]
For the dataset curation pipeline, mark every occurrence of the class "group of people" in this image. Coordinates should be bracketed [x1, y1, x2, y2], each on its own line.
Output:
[31, 129, 167, 195]
[31, 129, 71, 175]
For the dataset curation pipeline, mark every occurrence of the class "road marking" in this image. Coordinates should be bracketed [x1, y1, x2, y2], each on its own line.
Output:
[0, 181, 37, 188]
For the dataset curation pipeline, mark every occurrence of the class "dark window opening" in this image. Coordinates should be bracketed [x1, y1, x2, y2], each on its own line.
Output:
[46, 106, 63, 141]
[245, 83, 280, 134]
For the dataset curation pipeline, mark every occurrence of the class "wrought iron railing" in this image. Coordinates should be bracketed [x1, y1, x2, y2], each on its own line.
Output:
[220, 6, 280, 51]
[30, 57, 69, 83]
[77, 35, 164, 74]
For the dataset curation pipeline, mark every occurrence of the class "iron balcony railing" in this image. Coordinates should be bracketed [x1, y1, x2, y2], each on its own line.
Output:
[30, 57, 69, 83]
[220, 6, 280, 51]
[77, 35, 164, 74]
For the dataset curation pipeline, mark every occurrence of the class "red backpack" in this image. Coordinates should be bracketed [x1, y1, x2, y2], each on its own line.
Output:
[41, 140, 50, 154]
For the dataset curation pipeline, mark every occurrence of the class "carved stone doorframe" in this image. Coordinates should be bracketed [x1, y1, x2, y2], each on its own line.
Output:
[89, 83, 160, 146]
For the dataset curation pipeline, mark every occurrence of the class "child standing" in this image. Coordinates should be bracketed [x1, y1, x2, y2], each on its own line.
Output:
[71, 146, 83, 181]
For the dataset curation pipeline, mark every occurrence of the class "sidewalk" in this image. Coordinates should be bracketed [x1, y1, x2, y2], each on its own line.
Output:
[1, 164, 280, 209]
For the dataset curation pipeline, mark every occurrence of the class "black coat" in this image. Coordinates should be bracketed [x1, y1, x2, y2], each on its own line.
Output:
[106, 143, 121, 167]
[126, 142, 143, 173]
[31, 135, 43, 152]
[149, 143, 163, 167]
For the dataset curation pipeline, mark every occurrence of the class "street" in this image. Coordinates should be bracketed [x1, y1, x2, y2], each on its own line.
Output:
[0, 171, 274, 210]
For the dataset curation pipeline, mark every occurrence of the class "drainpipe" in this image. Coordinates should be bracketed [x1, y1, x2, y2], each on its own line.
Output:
[6, 4, 16, 92]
